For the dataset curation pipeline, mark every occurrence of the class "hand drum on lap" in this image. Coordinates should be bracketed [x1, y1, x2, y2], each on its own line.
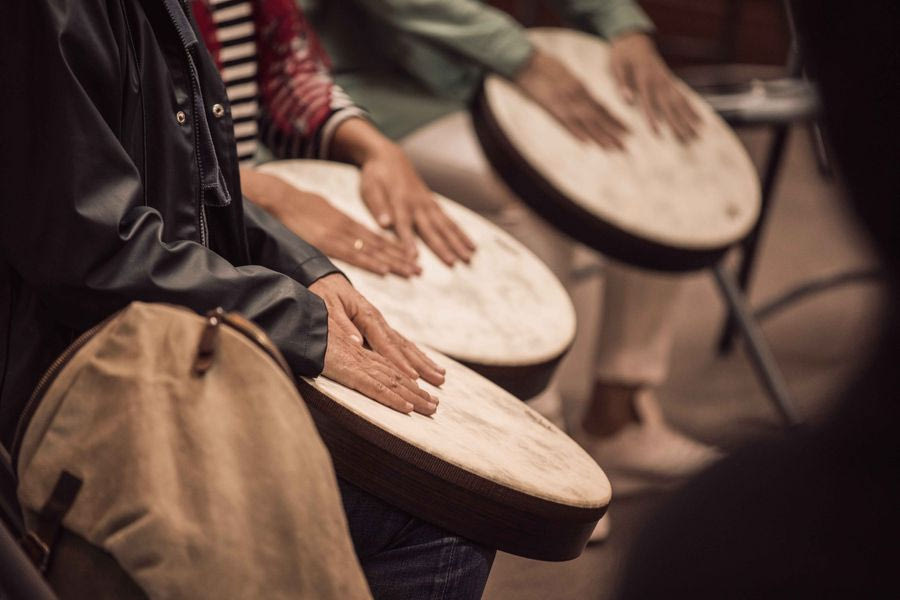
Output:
[474, 28, 761, 272]
[259, 160, 577, 399]
[297, 346, 610, 561]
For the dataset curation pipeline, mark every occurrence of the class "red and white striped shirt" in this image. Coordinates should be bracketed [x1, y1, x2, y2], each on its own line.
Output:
[192, 0, 365, 164]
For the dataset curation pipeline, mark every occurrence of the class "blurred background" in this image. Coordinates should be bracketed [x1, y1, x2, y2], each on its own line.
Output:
[479, 2, 889, 598]
[492, 0, 790, 66]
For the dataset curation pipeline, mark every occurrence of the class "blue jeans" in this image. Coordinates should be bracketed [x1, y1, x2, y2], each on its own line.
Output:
[339, 479, 495, 600]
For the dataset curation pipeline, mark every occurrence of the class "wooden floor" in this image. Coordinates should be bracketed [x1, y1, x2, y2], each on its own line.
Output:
[483, 126, 888, 599]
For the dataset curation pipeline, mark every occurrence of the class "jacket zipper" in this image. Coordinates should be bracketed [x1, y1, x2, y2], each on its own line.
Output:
[161, 0, 209, 247]
[188, 55, 209, 247]
[199, 201, 209, 247]
[9, 308, 293, 479]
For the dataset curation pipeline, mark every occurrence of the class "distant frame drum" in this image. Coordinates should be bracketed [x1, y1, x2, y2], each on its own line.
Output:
[473, 28, 761, 272]
[297, 346, 611, 561]
[259, 160, 577, 400]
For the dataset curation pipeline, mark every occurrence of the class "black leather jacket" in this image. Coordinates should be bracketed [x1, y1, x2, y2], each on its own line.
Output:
[0, 0, 339, 447]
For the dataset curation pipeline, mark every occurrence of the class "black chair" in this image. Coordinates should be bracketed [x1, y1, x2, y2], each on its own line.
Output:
[677, 0, 882, 428]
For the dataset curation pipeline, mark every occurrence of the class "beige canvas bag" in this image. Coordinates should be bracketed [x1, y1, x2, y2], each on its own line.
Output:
[12, 302, 372, 599]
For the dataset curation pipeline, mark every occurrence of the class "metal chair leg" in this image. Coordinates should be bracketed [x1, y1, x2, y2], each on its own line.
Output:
[713, 264, 801, 428]
[808, 121, 833, 177]
[718, 124, 792, 353]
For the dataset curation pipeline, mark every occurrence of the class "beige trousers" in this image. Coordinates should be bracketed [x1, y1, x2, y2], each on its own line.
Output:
[400, 111, 682, 392]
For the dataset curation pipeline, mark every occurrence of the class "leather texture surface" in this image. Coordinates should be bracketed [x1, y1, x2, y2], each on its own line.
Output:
[0, 0, 341, 447]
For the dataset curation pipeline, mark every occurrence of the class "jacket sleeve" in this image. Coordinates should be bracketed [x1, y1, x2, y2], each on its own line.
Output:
[546, 0, 655, 39]
[349, 0, 534, 79]
[0, 0, 330, 377]
[254, 0, 367, 159]
[347, 0, 654, 80]
[242, 199, 341, 287]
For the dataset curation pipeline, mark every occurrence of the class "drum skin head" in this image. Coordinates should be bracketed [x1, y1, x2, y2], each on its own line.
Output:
[474, 28, 762, 272]
[259, 160, 577, 399]
[299, 346, 611, 561]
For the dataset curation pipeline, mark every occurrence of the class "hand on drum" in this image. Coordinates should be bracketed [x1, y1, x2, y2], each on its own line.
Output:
[241, 169, 419, 277]
[309, 273, 446, 415]
[514, 49, 629, 149]
[358, 143, 476, 266]
[609, 32, 701, 142]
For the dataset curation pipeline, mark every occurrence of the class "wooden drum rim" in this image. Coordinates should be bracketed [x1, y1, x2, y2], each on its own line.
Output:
[302, 380, 606, 561]
[295, 345, 611, 561]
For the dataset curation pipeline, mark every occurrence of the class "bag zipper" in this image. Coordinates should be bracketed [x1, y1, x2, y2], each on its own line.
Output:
[10, 307, 294, 478]
[9, 311, 122, 476]
[193, 308, 293, 379]
[220, 312, 294, 379]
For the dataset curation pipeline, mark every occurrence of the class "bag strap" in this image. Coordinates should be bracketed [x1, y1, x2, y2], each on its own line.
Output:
[20, 470, 82, 572]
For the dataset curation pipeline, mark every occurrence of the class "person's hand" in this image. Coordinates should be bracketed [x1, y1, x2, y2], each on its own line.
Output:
[359, 143, 476, 266]
[309, 274, 446, 415]
[609, 32, 700, 142]
[330, 117, 475, 267]
[513, 49, 629, 149]
[242, 169, 420, 277]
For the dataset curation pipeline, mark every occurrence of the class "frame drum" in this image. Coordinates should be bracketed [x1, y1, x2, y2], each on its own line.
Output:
[298, 346, 610, 561]
[474, 28, 761, 272]
[259, 160, 577, 400]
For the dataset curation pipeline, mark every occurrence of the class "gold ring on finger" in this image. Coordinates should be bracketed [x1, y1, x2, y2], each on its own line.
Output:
[353, 238, 365, 251]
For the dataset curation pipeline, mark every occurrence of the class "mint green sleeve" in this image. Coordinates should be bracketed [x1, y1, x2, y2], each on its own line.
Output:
[351, 0, 534, 79]
[548, 0, 655, 39]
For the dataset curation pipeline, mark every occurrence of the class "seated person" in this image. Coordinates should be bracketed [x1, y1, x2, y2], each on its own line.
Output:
[0, 1, 492, 598]
[191, 0, 474, 277]
[298, 0, 716, 532]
